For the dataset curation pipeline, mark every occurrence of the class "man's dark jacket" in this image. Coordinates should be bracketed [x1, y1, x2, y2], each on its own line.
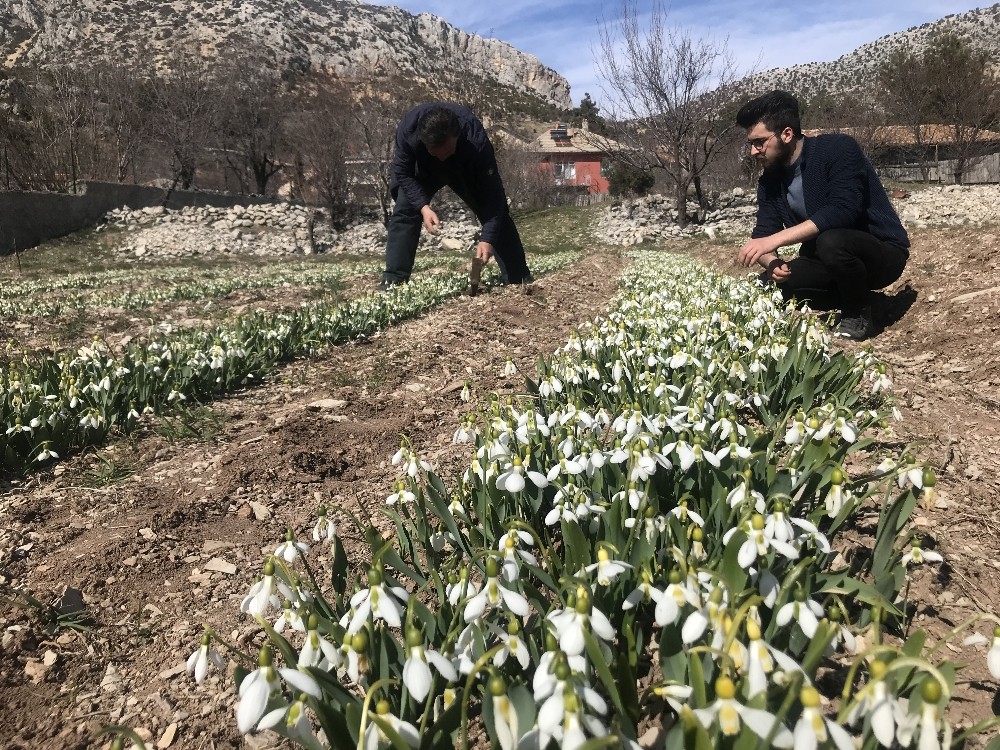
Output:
[752, 133, 909, 253]
[390, 102, 508, 246]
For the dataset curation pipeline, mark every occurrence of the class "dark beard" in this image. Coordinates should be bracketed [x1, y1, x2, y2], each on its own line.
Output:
[762, 138, 795, 174]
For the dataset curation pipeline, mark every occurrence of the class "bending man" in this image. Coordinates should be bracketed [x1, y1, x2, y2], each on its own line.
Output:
[381, 103, 533, 289]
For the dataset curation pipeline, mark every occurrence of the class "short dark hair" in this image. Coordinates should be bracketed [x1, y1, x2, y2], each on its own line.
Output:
[417, 106, 460, 148]
[736, 90, 802, 136]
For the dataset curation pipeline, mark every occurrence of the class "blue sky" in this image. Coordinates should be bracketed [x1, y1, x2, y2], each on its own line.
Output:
[367, 0, 991, 107]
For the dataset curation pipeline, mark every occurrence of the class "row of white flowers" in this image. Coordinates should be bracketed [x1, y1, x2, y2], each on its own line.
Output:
[0, 255, 463, 320]
[0, 252, 577, 474]
[185, 251, 1000, 750]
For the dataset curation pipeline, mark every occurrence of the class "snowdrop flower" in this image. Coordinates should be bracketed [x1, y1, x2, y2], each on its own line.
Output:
[346, 566, 409, 635]
[723, 513, 799, 569]
[985, 626, 1000, 679]
[546, 456, 584, 482]
[502, 359, 518, 377]
[186, 632, 225, 684]
[402, 628, 458, 702]
[547, 587, 616, 657]
[901, 543, 944, 567]
[659, 569, 703, 628]
[775, 592, 825, 639]
[299, 615, 342, 670]
[274, 529, 309, 563]
[241, 559, 293, 617]
[363, 699, 419, 750]
[495, 455, 549, 494]
[460, 382, 471, 402]
[237, 645, 321, 734]
[463, 557, 530, 622]
[622, 567, 665, 611]
[498, 529, 537, 582]
[490, 618, 532, 670]
[490, 676, 521, 750]
[538, 375, 563, 398]
[273, 601, 307, 633]
[694, 676, 793, 747]
[391, 444, 431, 478]
[386, 480, 416, 505]
[669, 500, 705, 527]
[452, 416, 477, 444]
[846, 660, 897, 747]
[914, 678, 947, 750]
[446, 567, 480, 606]
[35, 443, 59, 462]
[257, 694, 319, 747]
[312, 506, 335, 544]
[793, 685, 855, 750]
[583, 547, 632, 586]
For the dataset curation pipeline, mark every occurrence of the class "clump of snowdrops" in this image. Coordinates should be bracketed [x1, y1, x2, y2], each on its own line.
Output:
[187, 252, 1000, 750]
[0, 252, 577, 474]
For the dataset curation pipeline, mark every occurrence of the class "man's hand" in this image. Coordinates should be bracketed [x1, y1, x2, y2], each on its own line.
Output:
[760, 252, 790, 282]
[476, 241, 494, 263]
[421, 206, 441, 235]
[737, 236, 779, 268]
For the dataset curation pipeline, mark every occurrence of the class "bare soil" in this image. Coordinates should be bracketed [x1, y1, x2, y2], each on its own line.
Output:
[3, 217, 1000, 749]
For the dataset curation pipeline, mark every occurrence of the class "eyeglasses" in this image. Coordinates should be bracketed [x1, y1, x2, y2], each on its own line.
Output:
[746, 133, 777, 152]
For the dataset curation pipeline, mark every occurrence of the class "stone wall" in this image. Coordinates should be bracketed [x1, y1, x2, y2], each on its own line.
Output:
[0, 181, 274, 256]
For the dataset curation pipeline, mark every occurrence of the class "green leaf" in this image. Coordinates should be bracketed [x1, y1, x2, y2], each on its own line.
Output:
[583, 630, 633, 738]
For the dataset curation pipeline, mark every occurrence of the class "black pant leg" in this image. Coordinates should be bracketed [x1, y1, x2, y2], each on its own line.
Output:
[383, 190, 424, 284]
[778, 229, 907, 313]
[451, 192, 532, 284]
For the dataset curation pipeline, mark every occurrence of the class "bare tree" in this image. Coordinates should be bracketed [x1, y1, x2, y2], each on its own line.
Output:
[877, 49, 935, 181]
[879, 30, 1000, 184]
[287, 81, 355, 228]
[214, 45, 290, 196]
[148, 49, 221, 194]
[922, 31, 999, 184]
[596, 0, 744, 227]
[348, 75, 419, 224]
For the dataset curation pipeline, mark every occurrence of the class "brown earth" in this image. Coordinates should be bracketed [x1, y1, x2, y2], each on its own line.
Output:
[3, 218, 1000, 749]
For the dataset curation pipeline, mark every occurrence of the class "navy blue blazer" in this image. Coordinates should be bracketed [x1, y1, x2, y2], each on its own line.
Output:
[752, 134, 910, 253]
[390, 102, 509, 247]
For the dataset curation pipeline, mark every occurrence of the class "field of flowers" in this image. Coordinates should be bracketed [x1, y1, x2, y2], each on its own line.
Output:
[0, 252, 578, 475]
[166, 251, 1000, 750]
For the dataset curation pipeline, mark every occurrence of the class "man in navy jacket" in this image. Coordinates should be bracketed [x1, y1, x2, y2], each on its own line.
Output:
[380, 103, 533, 288]
[735, 91, 909, 340]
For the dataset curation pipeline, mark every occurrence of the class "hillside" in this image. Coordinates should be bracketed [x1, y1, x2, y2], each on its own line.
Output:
[743, 3, 1000, 99]
[0, 0, 571, 112]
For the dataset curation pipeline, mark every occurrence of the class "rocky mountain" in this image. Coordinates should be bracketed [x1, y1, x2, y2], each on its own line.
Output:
[743, 3, 1000, 99]
[0, 0, 571, 111]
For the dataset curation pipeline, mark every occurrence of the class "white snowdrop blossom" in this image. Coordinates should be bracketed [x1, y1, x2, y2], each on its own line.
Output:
[346, 567, 409, 635]
[402, 629, 458, 702]
[694, 676, 793, 747]
[363, 700, 420, 750]
[274, 531, 310, 563]
[186, 633, 225, 684]
[901, 543, 944, 567]
[794, 686, 855, 750]
[463, 559, 530, 622]
[312, 506, 336, 544]
[583, 547, 632, 586]
[547, 588, 615, 657]
[495, 455, 549, 494]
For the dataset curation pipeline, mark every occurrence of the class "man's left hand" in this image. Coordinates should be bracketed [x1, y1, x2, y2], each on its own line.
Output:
[738, 237, 779, 268]
[476, 241, 494, 263]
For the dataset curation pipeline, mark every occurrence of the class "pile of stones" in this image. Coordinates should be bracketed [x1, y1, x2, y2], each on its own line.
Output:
[593, 188, 758, 247]
[102, 199, 482, 261]
[892, 184, 1000, 229]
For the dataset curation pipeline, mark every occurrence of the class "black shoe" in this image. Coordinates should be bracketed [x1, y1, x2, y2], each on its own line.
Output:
[836, 306, 873, 341]
[375, 279, 403, 292]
